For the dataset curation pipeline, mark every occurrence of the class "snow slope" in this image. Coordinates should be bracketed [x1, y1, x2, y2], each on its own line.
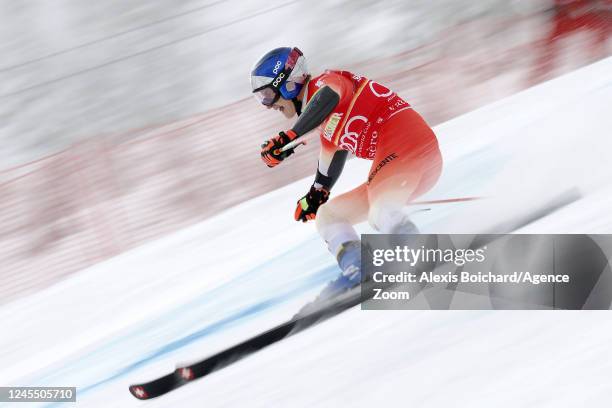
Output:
[1, 56, 611, 407]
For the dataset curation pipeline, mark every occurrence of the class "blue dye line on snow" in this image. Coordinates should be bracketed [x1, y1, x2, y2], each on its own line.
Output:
[41, 263, 337, 407]
[36, 234, 328, 385]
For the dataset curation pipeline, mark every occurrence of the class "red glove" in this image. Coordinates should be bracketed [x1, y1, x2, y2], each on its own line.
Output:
[294, 185, 330, 222]
[260, 130, 298, 168]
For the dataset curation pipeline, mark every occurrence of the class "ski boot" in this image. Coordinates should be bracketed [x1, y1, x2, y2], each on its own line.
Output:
[317, 240, 362, 300]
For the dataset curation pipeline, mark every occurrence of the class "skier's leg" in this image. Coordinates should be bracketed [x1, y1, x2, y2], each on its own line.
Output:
[315, 183, 369, 295]
[367, 110, 442, 233]
[316, 182, 368, 257]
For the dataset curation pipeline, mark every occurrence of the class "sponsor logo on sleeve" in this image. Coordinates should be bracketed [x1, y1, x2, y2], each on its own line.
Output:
[323, 112, 343, 141]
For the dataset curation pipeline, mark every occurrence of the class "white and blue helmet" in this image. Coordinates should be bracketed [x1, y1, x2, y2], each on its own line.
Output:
[250, 47, 309, 106]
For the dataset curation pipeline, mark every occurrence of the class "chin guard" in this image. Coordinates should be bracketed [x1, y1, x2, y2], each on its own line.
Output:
[292, 98, 303, 116]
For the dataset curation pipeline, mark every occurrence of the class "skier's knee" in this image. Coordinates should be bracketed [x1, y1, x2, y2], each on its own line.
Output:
[315, 203, 360, 256]
[315, 201, 348, 231]
[315, 202, 334, 232]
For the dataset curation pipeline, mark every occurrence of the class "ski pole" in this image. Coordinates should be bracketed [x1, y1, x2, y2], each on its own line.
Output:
[280, 139, 306, 153]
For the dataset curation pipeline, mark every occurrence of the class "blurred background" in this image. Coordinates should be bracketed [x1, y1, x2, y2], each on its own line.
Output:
[0, 0, 610, 303]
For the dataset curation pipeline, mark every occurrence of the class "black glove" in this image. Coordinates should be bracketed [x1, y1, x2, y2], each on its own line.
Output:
[294, 185, 330, 222]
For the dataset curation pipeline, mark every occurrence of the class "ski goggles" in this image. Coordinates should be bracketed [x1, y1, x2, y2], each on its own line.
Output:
[252, 47, 303, 107]
[253, 86, 281, 107]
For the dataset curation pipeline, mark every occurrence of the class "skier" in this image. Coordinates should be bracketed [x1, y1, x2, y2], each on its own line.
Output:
[251, 47, 443, 296]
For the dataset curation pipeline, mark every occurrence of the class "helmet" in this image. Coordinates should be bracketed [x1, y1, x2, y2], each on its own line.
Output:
[250, 47, 309, 106]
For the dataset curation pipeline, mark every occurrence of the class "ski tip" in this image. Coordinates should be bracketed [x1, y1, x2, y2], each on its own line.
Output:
[129, 385, 149, 400]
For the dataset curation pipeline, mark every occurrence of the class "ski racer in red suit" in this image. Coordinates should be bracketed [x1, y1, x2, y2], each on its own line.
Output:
[251, 47, 443, 296]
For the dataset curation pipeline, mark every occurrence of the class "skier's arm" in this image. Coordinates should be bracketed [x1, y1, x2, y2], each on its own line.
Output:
[291, 86, 340, 137]
[260, 86, 339, 168]
[299, 85, 346, 189]
[314, 147, 348, 190]
[294, 146, 348, 223]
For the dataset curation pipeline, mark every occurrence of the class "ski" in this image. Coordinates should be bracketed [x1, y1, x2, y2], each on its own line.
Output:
[129, 286, 364, 400]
